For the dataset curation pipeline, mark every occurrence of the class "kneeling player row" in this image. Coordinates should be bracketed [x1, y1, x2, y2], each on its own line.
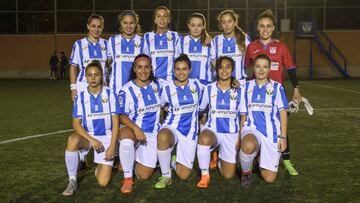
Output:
[63, 53, 288, 195]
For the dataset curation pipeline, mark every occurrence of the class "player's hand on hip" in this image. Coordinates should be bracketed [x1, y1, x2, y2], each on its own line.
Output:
[278, 138, 287, 152]
[90, 138, 104, 153]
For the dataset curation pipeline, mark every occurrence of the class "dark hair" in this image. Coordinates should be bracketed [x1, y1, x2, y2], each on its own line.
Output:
[187, 13, 209, 46]
[217, 10, 247, 53]
[152, 6, 171, 31]
[215, 56, 236, 87]
[87, 14, 104, 26]
[85, 60, 104, 84]
[129, 54, 157, 83]
[257, 9, 275, 26]
[253, 53, 271, 67]
[117, 10, 142, 35]
[174, 54, 192, 70]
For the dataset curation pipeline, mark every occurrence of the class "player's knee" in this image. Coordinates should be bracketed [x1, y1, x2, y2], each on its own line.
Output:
[66, 133, 81, 150]
[97, 178, 110, 187]
[262, 174, 277, 183]
[198, 134, 211, 145]
[157, 132, 171, 149]
[241, 136, 257, 154]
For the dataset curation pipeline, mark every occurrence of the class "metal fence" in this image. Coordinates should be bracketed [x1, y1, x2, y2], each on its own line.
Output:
[1, 0, 359, 34]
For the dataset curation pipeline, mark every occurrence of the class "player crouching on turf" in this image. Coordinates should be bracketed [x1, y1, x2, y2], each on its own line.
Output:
[155, 54, 204, 188]
[196, 56, 247, 189]
[239, 54, 288, 188]
[117, 54, 161, 193]
[63, 61, 120, 196]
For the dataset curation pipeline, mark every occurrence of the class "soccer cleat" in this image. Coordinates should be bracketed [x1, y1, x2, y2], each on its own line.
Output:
[283, 160, 299, 176]
[197, 174, 210, 189]
[77, 160, 87, 171]
[62, 179, 78, 196]
[120, 177, 134, 194]
[209, 151, 218, 170]
[154, 176, 172, 189]
[241, 171, 252, 188]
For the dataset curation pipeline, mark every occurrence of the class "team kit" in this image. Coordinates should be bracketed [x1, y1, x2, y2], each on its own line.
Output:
[62, 6, 313, 196]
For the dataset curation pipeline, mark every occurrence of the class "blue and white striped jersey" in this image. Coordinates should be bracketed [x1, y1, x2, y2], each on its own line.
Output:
[118, 80, 161, 134]
[212, 34, 251, 80]
[72, 86, 120, 137]
[107, 34, 148, 94]
[70, 37, 108, 84]
[244, 79, 289, 143]
[200, 82, 247, 134]
[161, 79, 204, 140]
[175, 35, 216, 85]
[144, 31, 181, 80]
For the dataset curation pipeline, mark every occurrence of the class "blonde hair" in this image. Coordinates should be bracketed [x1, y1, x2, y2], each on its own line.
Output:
[152, 6, 171, 31]
[118, 10, 142, 35]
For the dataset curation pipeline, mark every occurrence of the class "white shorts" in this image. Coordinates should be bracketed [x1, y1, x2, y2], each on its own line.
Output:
[76, 81, 88, 92]
[204, 128, 238, 164]
[136, 132, 157, 168]
[161, 125, 197, 169]
[92, 136, 114, 166]
[242, 127, 281, 172]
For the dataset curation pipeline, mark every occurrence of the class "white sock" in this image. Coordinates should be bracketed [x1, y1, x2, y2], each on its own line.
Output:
[119, 139, 135, 178]
[65, 151, 78, 181]
[239, 150, 257, 172]
[197, 144, 211, 175]
[158, 148, 172, 178]
[79, 149, 88, 162]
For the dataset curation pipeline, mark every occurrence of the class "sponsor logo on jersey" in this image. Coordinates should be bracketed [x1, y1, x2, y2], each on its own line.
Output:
[172, 103, 198, 115]
[137, 103, 161, 115]
[210, 109, 237, 118]
[87, 112, 110, 118]
[115, 54, 135, 62]
[248, 103, 273, 112]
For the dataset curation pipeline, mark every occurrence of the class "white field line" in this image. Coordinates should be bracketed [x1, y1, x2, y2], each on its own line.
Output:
[300, 81, 360, 95]
[0, 129, 73, 145]
[1, 107, 360, 145]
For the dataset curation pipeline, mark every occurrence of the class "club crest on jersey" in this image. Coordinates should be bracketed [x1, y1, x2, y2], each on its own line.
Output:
[230, 91, 237, 100]
[266, 84, 274, 95]
[167, 36, 172, 41]
[270, 47, 277, 54]
[134, 43, 140, 48]
[210, 94, 217, 98]
[101, 46, 106, 51]
[151, 83, 158, 93]
[82, 46, 88, 50]
[115, 41, 120, 46]
[101, 96, 108, 103]
[190, 87, 197, 94]
[137, 93, 142, 98]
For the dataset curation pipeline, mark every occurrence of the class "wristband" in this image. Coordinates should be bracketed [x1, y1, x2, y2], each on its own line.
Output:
[70, 84, 77, 90]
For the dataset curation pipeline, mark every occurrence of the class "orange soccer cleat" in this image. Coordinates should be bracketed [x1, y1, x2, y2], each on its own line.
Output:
[197, 174, 210, 189]
[120, 177, 134, 194]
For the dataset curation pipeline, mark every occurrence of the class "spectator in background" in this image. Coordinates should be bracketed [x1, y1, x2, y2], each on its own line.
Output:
[49, 51, 59, 80]
[60, 51, 68, 79]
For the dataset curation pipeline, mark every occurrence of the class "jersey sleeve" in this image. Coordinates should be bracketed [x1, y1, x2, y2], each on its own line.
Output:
[209, 42, 216, 61]
[199, 85, 210, 111]
[244, 43, 255, 69]
[238, 87, 247, 115]
[174, 36, 183, 58]
[160, 85, 169, 107]
[110, 90, 121, 115]
[118, 89, 130, 115]
[143, 33, 150, 56]
[107, 36, 114, 59]
[275, 84, 289, 110]
[141, 37, 149, 55]
[72, 93, 83, 118]
[70, 41, 80, 67]
[281, 43, 296, 70]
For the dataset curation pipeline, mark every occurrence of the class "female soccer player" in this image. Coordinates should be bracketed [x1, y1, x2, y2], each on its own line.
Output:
[69, 14, 109, 102]
[62, 61, 120, 196]
[196, 56, 247, 189]
[176, 13, 216, 85]
[107, 10, 148, 95]
[117, 54, 161, 193]
[213, 10, 251, 82]
[155, 54, 204, 189]
[240, 53, 288, 187]
[143, 6, 181, 82]
[244, 9, 301, 175]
